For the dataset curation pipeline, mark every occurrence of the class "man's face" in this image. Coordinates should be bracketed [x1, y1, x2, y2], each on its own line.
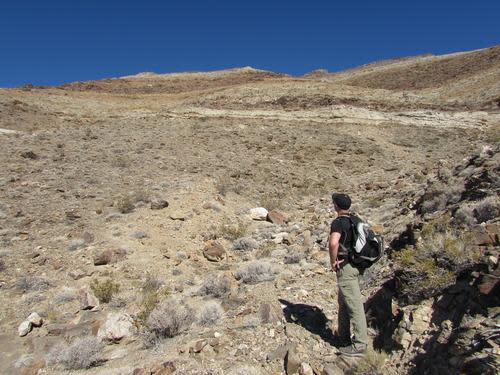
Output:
[330, 202, 339, 214]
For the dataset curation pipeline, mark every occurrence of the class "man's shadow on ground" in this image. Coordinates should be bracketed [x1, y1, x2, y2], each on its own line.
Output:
[279, 298, 338, 346]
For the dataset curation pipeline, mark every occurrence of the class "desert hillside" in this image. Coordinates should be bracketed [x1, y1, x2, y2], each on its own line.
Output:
[0, 46, 498, 375]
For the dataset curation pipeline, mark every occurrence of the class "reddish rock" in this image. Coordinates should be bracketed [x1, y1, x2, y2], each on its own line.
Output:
[78, 288, 99, 310]
[202, 241, 226, 262]
[485, 223, 500, 244]
[470, 225, 494, 246]
[20, 359, 45, 375]
[93, 248, 126, 265]
[149, 361, 176, 374]
[267, 209, 289, 225]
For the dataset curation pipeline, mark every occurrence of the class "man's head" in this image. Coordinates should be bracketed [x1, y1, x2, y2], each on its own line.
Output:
[332, 193, 351, 212]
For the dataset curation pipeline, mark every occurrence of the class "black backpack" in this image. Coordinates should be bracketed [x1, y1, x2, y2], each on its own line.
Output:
[340, 215, 384, 269]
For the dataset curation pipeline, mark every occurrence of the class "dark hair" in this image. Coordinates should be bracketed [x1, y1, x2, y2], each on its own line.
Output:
[332, 193, 351, 210]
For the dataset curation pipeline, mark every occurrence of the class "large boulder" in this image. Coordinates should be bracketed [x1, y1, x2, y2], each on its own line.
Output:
[249, 207, 268, 221]
[97, 312, 136, 342]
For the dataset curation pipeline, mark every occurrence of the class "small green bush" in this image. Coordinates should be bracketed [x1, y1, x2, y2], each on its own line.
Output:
[90, 278, 119, 303]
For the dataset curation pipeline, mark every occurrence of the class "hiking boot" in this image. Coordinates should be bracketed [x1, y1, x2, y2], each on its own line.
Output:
[332, 336, 351, 348]
[338, 344, 366, 357]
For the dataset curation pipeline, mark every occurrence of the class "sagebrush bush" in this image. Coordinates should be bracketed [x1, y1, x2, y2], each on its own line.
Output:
[147, 298, 195, 338]
[454, 205, 477, 226]
[235, 261, 279, 284]
[198, 301, 224, 326]
[198, 274, 231, 298]
[90, 278, 119, 303]
[473, 196, 500, 223]
[0, 259, 5, 272]
[47, 336, 103, 370]
[393, 214, 480, 303]
[420, 183, 464, 214]
[218, 220, 247, 241]
[16, 276, 51, 293]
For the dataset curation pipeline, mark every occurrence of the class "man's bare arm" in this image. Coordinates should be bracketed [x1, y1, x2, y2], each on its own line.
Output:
[328, 232, 344, 271]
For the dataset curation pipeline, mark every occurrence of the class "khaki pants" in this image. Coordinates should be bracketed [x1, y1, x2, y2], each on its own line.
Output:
[337, 263, 368, 348]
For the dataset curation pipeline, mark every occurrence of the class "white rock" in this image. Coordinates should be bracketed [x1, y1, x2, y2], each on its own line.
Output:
[18, 321, 32, 337]
[97, 312, 136, 342]
[249, 207, 268, 221]
[27, 312, 43, 327]
[272, 232, 289, 244]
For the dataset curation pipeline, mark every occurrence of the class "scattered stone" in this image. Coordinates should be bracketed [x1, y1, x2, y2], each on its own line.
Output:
[260, 302, 283, 324]
[68, 269, 92, 280]
[27, 312, 42, 327]
[285, 344, 301, 375]
[149, 361, 176, 375]
[131, 230, 148, 239]
[267, 209, 289, 225]
[78, 288, 99, 310]
[322, 363, 344, 375]
[267, 344, 290, 362]
[68, 239, 86, 251]
[233, 237, 259, 251]
[203, 241, 226, 262]
[151, 198, 169, 210]
[18, 320, 32, 337]
[202, 201, 223, 211]
[83, 231, 94, 243]
[272, 232, 290, 244]
[20, 359, 45, 375]
[93, 248, 126, 265]
[249, 207, 268, 221]
[299, 362, 314, 375]
[97, 312, 136, 342]
[21, 151, 38, 159]
[169, 211, 186, 221]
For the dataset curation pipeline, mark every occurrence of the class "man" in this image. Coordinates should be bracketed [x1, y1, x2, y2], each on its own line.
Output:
[328, 193, 368, 357]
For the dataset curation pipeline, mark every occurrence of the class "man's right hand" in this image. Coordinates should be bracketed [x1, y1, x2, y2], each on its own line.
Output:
[331, 258, 344, 272]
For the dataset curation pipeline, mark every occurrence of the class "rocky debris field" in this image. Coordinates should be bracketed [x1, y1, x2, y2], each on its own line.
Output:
[0, 47, 499, 375]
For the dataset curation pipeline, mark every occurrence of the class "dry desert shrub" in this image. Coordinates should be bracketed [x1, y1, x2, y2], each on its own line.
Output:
[394, 214, 480, 303]
[348, 349, 388, 375]
[235, 260, 279, 284]
[198, 274, 231, 298]
[90, 278, 120, 303]
[216, 218, 247, 241]
[147, 298, 195, 338]
[16, 276, 51, 293]
[0, 259, 5, 272]
[454, 204, 477, 226]
[420, 183, 464, 214]
[198, 301, 224, 326]
[137, 276, 169, 323]
[47, 336, 103, 370]
[473, 196, 499, 223]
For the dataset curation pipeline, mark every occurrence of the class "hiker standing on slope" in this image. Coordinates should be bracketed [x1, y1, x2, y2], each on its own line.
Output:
[328, 193, 368, 357]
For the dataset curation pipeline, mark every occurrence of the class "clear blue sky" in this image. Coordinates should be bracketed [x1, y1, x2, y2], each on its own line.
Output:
[1, 0, 499, 87]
